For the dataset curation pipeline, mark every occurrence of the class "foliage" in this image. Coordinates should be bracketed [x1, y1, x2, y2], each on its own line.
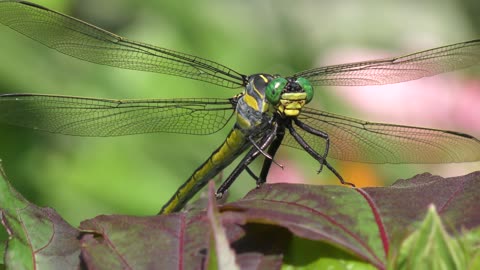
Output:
[0, 164, 478, 269]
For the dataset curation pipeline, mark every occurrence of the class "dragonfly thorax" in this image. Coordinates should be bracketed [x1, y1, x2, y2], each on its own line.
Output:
[234, 74, 275, 133]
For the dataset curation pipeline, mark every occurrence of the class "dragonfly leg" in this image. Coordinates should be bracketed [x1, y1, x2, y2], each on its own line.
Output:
[323, 161, 356, 187]
[293, 118, 330, 173]
[257, 125, 286, 186]
[215, 147, 259, 199]
[216, 124, 279, 198]
[287, 121, 355, 187]
[248, 135, 283, 169]
[245, 166, 260, 182]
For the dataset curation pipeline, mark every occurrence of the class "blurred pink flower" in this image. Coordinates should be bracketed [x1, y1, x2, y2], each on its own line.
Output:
[455, 79, 480, 133]
[317, 46, 480, 179]
[267, 157, 306, 184]
[268, 45, 480, 187]
[320, 48, 480, 133]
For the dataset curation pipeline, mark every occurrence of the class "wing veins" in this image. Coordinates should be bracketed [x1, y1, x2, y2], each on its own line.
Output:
[0, 1, 245, 88]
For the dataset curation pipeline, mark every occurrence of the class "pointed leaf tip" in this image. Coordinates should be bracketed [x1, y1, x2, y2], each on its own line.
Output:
[391, 205, 467, 270]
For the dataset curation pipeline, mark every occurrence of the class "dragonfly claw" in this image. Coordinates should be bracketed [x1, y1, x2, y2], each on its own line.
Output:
[215, 192, 224, 199]
[316, 166, 324, 174]
[274, 160, 284, 170]
[345, 182, 356, 187]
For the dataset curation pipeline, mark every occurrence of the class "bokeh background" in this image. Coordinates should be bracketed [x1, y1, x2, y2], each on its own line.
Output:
[0, 0, 479, 234]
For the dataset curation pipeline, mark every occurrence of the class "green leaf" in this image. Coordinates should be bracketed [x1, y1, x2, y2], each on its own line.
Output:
[0, 241, 4, 265]
[390, 205, 466, 270]
[282, 235, 377, 270]
[0, 164, 81, 270]
[1, 162, 479, 269]
[457, 227, 480, 270]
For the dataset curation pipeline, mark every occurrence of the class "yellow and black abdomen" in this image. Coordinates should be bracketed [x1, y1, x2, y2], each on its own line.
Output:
[159, 128, 249, 214]
[159, 74, 275, 214]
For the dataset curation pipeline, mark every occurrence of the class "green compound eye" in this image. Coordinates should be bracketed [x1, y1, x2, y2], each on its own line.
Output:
[296, 77, 313, 103]
[265, 77, 287, 105]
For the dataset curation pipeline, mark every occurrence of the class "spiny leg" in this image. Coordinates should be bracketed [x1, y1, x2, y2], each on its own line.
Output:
[257, 124, 286, 186]
[245, 166, 260, 182]
[286, 120, 355, 187]
[248, 132, 284, 169]
[215, 147, 260, 199]
[322, 161, 355, 187]
[293, 118, 330, 173]
[216, 133, 275, 198]
[244, 135, 284, 186]
[216, 124, 279, 198]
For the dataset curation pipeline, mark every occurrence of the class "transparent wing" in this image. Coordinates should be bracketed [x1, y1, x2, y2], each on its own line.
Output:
[294, 39, 480, 86]
[0, 1, 245, 88]
[282, 107, 480, 163]
[0, 94, 236, 136]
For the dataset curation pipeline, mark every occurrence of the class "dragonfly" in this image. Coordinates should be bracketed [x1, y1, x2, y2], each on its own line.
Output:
[0, 1, 480, 214]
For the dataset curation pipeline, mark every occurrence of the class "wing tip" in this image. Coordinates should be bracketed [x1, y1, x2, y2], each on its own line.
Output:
[16, 1, 49, 11]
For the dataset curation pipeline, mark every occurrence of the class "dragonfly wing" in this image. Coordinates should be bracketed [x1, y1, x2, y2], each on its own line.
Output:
[0, 1, 245, 88]
[0, 94, 235, 136]
[282, 107, 480, 163]
[294, 39, 480, 86]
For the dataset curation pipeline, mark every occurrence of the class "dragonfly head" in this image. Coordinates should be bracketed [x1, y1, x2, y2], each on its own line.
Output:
[265, 76, 313, 117]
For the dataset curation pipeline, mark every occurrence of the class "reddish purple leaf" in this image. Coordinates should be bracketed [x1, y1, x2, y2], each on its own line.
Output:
[219, 171, 480, 269]
[1, 162, 478, 269]
[79, 213, 211, 269]
[363, 171, 480, 245]
[222, 184, 387, 268]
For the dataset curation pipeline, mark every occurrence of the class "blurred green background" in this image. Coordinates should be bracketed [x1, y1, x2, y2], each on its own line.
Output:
[0, 0, 479, 234]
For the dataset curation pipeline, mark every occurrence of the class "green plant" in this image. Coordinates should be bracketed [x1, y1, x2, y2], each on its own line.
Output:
[0, 164, 478, 269]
